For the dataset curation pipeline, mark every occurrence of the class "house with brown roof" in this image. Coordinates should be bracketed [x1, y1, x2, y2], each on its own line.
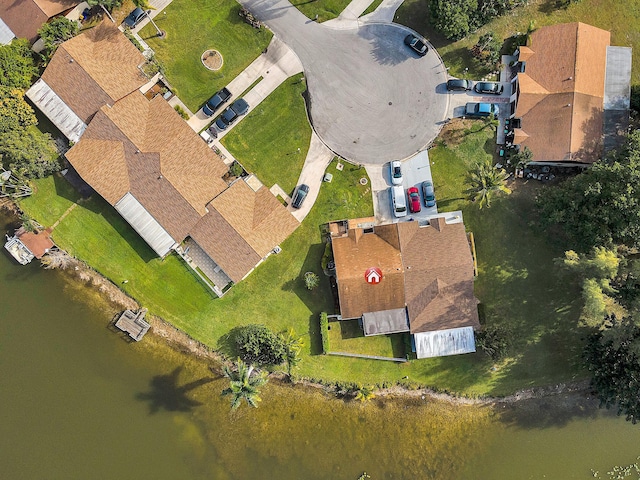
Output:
[26, 21, 149, 142]
[28, 23, 299, 293]
[329, 215, 479, 358]
[509, 22, 631, 165]
[0, 0, 81, 44]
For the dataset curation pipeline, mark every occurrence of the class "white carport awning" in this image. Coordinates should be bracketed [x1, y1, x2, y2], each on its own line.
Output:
[115, 193, 177, 257]
[0, 18, 15, 45]
[25, 78, 87, 143]
[414, 326, 476, 359]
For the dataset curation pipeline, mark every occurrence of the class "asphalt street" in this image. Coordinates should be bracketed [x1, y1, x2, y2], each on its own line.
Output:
[238, 0, 449, 164]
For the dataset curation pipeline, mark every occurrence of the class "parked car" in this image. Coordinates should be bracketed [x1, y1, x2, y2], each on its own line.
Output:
[291, 184, 309, 209]
[446, 79, 472, 91]
[202, 87, 232, 117]
[407, 187, 421, 213]
[390, 161, 403, 185]
[123, 7, 147, 29]
[403, 34, 428, 56]
[465, 102, 499, 118]
[215, 98, 249, 130]
[421, 181, 436, 207]
[391, 186, 407, 218]
[473, 81, 503, 95]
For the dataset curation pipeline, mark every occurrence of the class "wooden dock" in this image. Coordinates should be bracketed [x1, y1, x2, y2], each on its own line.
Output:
[115, 308, 150, 341]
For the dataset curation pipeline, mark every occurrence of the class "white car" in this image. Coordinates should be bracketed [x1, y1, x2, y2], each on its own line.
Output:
[390, 161, 403, 185]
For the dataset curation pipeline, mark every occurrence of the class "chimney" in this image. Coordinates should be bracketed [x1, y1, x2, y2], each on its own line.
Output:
[348, 227, 363, 244]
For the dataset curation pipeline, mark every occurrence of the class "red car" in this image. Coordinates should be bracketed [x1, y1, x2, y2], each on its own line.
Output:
[407, 187, 421, 213]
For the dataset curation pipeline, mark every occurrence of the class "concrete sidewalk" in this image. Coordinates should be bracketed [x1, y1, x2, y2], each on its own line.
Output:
[324, 0, 405, 29]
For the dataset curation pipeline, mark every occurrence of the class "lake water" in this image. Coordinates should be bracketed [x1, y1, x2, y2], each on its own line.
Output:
[2, 212, 640, 479]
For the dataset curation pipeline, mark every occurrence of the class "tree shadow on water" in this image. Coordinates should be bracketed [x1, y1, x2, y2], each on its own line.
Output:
[496, 391, 601, 429]
[136, 366, 214, 414]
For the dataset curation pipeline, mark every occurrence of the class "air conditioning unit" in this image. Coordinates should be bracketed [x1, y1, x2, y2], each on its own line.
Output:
[273, 246, 282, 254]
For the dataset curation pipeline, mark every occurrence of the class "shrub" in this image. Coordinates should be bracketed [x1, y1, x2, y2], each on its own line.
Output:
[230, 161, 244, 177]
[173, 105, 189, 120]
[234, 324, 286, 366]
[475, 324, 511, 360]
[304, 271, 320, 290]
[319, 312, 330, 354]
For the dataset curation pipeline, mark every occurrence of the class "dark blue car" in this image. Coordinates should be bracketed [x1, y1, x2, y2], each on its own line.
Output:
[203, 88, 232, 117]
[215, 98, 249, 130]
[123, 7, 147, 29]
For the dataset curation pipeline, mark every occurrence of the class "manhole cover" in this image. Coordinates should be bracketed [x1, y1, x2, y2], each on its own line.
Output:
[201, 49, 223, 71]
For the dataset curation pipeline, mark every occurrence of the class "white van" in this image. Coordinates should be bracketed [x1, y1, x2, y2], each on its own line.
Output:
[391, 186, 407, 218]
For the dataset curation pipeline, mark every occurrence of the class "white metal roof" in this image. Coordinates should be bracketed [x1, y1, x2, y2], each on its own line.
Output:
[25, 78, 87, 143]
[0, 17, 15, 45]
[115, 193, 176, 257]
[604, 46, 632, 111]
[414, 326, 476, 359]
[362, 308, 410, 336]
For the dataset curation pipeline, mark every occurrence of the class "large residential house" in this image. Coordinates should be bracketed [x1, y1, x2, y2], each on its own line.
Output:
[0, 0, 81, 44]
[27, 22, 299, 293]
[329, 215, 480, 358]
[508, 22, 631, 165]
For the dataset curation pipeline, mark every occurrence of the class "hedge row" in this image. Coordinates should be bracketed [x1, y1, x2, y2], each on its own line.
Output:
[319, 312, 330, 354]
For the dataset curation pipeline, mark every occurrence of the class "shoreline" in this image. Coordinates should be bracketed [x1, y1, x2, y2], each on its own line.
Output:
[2, 203, 593, 407]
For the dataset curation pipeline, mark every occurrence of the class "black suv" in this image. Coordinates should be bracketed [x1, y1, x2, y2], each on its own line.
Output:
[291, 184, 309, 209]
[215, 98, 249, 130]
[203, 88, 232, 117]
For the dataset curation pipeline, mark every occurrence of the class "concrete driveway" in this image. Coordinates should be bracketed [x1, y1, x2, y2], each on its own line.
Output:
[366, 149, 437, 224]
[238, 0, 448, 165]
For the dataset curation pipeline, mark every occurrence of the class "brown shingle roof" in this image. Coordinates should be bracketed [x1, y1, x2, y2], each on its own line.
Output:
[189, 179, 300, 283]
[516, 22, 610, 163]
[0, 0, 78, 43]
[398, 220, 479, 333]
[208, 180, 300, 257]
[332, 218, 479, 330]
[41, 22, 147, 122]
[332, 224, 406, 319]
[66, 90, 229, 242]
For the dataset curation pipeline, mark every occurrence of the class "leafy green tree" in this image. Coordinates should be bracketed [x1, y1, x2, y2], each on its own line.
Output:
[585, 323, 640, 424]
[465, 160, 511, 208]
[472, 32, 502, 68]
[475, 324, 511, 360]
[510, 146, 533, 170]
[86, 0, 122, 22]
[0, 128, 60, 178]
[557, 247, 623, 328]
[38, 17, 79, 61]
[234, 324, 287, 367]
[0, 39, 37, 89]
[537, 131, 640, 252]
[430, 0, 477, 40]
[221, 358, 268, 410]
[0, 87, 37, 134]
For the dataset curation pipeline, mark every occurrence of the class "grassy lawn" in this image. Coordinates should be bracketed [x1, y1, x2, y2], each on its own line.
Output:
[221, 73, 311, 194]
[362, 0, 384, 16]
[327, 319, 404, 358]
[293, 0, 352, 22]
[395, 0, 640, 83]
[140, 0, 272, 112]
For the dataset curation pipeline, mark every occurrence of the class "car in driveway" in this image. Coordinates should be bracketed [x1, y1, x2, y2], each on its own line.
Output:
[473, 81, 504, 95]
[202, 87, 232, 117]
[291, 184, 309, 209]
[407, 187, 421, 213]
[465, 102, 499, 118]
[123, 7, 147, 29]
[391, 186, 407, 218]
[404, 34, 428, 56]
[215, 98, 249, 130]
[446, 79, 472, 91]
[390, 161, 403, 185]
[421, 181, 436, 207]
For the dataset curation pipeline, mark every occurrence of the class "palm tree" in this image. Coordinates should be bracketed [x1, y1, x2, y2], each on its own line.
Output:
[41, 249, 76, 270]
[221, 358, 268, 410]
[465, 160, 512, 209]
[282, 328, 304, 377]
[133, 0, 164, 37]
